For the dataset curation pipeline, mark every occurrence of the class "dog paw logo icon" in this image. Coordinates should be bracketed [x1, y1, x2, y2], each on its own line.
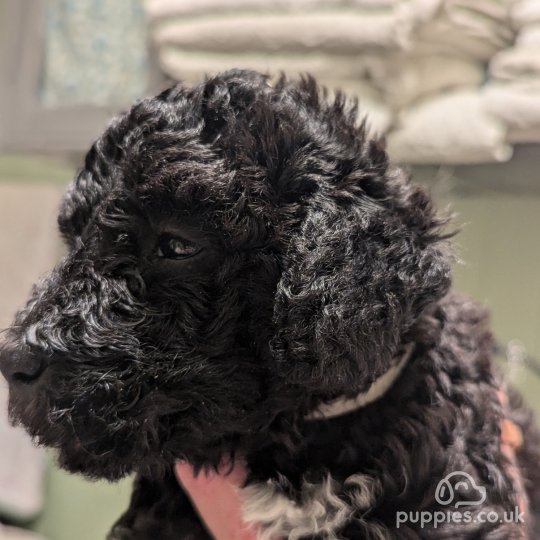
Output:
[435, 472, 487, 508]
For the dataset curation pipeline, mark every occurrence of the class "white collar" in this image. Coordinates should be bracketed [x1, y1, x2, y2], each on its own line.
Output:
[306, 344, 414, 420]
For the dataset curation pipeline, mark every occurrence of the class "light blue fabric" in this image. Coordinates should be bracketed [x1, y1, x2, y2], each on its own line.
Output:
[41, 0, 149, 107]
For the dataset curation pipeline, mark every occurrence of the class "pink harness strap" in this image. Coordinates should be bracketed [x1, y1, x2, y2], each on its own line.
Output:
[175, 460, 266, 540]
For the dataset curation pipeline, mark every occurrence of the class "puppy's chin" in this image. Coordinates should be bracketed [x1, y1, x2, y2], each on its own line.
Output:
[7, 379, 250, 481]
[7, 384, 145, 481]
[56, 438, 142, 481]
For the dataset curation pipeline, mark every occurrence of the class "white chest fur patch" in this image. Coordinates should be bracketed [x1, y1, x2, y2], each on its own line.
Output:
[241, 346, 412, 538]
[241, 473, 387, 540]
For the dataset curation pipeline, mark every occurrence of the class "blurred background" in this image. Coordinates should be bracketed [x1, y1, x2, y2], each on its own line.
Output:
[0, 0, 539, 539]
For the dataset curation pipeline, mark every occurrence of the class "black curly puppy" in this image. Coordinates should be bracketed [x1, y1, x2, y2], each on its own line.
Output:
[1, 70, 539, 539]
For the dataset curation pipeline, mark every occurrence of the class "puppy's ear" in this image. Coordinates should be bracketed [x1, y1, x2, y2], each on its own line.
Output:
[271, 172, 451, 395]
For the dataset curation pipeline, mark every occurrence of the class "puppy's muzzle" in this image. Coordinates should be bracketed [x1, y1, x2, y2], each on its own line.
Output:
[0, 344, 47, 384]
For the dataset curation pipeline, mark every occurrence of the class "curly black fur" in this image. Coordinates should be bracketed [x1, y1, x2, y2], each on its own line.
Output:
[0, 70, 538, 539]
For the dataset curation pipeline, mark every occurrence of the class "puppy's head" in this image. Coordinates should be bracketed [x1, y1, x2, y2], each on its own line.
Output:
[0, 71, 451, 479]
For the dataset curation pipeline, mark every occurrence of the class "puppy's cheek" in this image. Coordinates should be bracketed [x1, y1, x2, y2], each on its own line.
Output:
[8, 349, 264, 478]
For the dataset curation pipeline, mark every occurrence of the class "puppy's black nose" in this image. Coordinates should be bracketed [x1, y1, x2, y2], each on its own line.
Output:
[0, 346, 46, 384]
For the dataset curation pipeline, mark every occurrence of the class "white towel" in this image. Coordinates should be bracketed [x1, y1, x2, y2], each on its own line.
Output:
[511, 0, 540, 29]
[153, 11, 413, 53]
[484, 81, 540, 135]
[146, 0, 400, 19]
[414, 0, 516, 60]
[490, 46, 540, 80]
[158, 48, 387, 85]
[379, 52, 484, 108]
[387, 90, 512, 164]
[486, 2, 540, 143]
[145, 0, 537, 163]
[517, 24, 540, 46]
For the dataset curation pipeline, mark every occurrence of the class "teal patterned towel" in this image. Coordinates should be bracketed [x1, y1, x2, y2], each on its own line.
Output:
[41, 0, 149, 107]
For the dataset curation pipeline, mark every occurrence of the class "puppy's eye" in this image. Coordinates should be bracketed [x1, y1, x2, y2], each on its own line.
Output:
[155, 234, 200, 259]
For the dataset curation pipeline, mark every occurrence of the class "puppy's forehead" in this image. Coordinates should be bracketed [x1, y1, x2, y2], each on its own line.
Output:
[58, 71, 364, 243]
[58, 138, 212, 241]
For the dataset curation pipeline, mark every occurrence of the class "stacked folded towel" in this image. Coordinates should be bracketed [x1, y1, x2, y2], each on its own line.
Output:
[387, 90, 512, 163]
[146, 0, 538, 164]
[484, 0, 540, 143]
